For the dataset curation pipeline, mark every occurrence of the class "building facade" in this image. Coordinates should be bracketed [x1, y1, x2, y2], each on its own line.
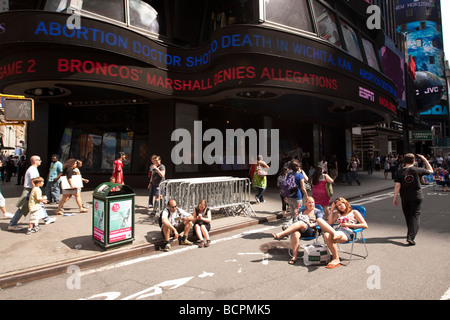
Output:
[0, 0, 399, 186]
[394, 0, 449, 155]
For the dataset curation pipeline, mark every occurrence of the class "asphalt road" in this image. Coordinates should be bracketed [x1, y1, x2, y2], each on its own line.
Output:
[1, 189, 449, 303]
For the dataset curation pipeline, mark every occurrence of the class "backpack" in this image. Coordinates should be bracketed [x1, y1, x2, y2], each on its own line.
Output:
[158, 209, 170, 227]
[279, 173, 298, 197]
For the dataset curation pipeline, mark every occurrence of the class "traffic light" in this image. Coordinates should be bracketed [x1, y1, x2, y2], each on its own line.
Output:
[3, 98, 34, 121]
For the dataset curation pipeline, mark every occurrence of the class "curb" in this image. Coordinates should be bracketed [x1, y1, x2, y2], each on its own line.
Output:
[0, 187, 392, 289]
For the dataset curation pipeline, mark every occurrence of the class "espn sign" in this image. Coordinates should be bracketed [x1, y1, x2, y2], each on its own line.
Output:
[359, 86, 374, 102]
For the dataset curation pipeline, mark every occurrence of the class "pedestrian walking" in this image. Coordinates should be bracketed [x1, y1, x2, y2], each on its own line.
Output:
[253, 155, 270, 203]
[0, 161, 13, 219]
[393, 153, 433, 246]
[310, 166, 334, 218]
[54, 158, 88, 215]
[283, 159, 307, 219]
[45, 154, 63, 204]
[112, 152, 126, 184]
[148, 155, 165, 209]
[347, 156, 361, 186]
[27, 177, 48, 235]
[8, 155, 56, 231]
[328, 155, 338, 180]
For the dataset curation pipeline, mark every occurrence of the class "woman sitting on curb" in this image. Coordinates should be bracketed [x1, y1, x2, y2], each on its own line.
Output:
[193, 199, 212, 248]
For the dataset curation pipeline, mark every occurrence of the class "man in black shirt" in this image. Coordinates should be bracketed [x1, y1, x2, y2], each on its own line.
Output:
[393, 153, 433, 246]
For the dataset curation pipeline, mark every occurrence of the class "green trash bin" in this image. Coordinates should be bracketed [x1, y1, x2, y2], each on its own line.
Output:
[92, 182, 135, 249]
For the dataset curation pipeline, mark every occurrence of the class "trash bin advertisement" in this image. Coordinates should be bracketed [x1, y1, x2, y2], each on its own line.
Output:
[93, 199, 105, 242]
[108, 199, 133, 243]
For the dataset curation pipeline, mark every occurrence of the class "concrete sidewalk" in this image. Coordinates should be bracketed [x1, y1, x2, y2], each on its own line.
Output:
[0, 171, 395, 288]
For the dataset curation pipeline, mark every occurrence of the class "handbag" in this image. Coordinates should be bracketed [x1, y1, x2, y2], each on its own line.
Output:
[303, 244, 331, 266]
[325, 182, 333, 198]
[256, 166, 268, 176]
[60, 175, 84, 190]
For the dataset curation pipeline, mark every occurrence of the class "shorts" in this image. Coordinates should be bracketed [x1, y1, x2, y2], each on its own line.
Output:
[161, 222, 185, 237]
[151, 185, 161, 197]
[300, 225, 316, 238]
[29, 209, 43, 224]
[194, 221, 211, 231]
[285, 197, 303, 216]
[62, 188, 78, 195]
[335, 227, 355, 241]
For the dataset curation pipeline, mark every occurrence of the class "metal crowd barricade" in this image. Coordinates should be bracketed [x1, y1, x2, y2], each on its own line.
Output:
[157, 177, 255, 217]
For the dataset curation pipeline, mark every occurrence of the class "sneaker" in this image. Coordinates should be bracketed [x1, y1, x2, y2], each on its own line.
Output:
[163, 243, 171, 252]
[8, 225, 23, 231]
[181, 238, 193, 245]
[255, 196, 260, 203]
[3, 212, 14, 219]
[26, 228, 37, 235]
[44, 217, 57, 225]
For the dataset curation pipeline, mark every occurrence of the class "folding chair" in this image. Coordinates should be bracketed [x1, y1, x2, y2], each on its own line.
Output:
[336, 204, 368, 264]
[288, 205, 323, 258]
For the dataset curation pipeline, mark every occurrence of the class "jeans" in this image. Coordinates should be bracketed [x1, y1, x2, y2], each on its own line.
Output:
[148, 184, 161, 206]
[347, 171, 361, 185]
[45, 180, 61, 203]
[9, 203, 50, 226]
[255, 187, 266, 202]
[401, 199, 422, 241]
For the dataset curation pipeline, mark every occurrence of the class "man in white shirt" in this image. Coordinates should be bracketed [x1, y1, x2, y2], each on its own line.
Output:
[8, 155, 56, 231]
[160, 199, 193, 251]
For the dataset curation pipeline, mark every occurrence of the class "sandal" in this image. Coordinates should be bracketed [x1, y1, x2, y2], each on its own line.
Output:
[288, 259, 296, 265]
[272, 233, 281, 241]
[326, 262, 341, 269]
[79, 209, 88, 213]
[54, 211, 64, 215]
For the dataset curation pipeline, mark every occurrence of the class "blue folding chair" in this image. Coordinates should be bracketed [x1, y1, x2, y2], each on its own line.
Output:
[288, 204, 323, 258]
[336, 205, 368, 264]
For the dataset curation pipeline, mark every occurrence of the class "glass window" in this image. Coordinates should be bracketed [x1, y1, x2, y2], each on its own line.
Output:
[82, 0, 125, 22]
[58, 128, 72, 162]
[265, 0, 314, 32]
[170, 0, 205, 46]
[101, 132, 118, 171]
[340, 20, 363, 60]
[362, 37, 380, 71]
[312, 0, 342, 48]
[129, 0, 167, 35]
[54, 105, 148, 174]
[202, 0, 256, 42]
[44, 0, 69, 12]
